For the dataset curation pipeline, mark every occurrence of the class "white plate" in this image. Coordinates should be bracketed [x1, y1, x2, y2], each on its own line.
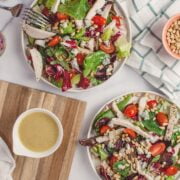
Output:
[21, 0, 132, 92]
[86, 91, 179, 180]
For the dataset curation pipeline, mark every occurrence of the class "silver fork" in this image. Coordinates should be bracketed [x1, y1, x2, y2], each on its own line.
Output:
[22, 8, 50, 28]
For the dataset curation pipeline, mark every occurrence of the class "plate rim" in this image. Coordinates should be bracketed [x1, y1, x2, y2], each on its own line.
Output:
[86, 90, 179, 180]
[21, 0, 132, 92]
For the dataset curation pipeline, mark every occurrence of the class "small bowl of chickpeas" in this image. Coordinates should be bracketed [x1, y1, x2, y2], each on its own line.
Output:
[162, 14, 180, 60]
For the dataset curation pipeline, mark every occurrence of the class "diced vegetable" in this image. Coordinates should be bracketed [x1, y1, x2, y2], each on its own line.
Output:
[48, 36, 61, 47]
[171, 131, 180, 145]
[44, 0, 56, 9]
[147, 100, 157, 109]
[71, 74, 81, 85]
[96, 145, 108, 160]
[142, 119, 165, 136]
[60, 22, 75, 34]
[83, 51, 108, 77]
[58, 0, 89, 20]
[73, 28, 87, 40]
[101, 28, 113, 41]
[117, 95, 132, 111]
[123, 104, 138, 118]
[123, 128, 137, 138]
[149, 142, 166, 156]
[76, 53, 86, 65]
[100, 125, 111, 135]
[78, 76, 90, 89]
[92, 15, 106, 27]
[115, 36, 131, 59]
[164, 166, 178, 176]
[156, 112, 169, 126]
[113, 160, 131, 177]
[99, 43, 115, 54]
[165, 176, 175, 180]
[56, 12, 69, 20]
[151, 155, 160, 162]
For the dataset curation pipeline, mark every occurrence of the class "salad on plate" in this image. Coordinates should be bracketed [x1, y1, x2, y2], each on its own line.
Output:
[80, 92, 180, 180]
[22, 0, 131, 91]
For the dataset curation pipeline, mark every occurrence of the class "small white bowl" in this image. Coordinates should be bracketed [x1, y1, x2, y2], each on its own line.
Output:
[12, 108, 63, 158]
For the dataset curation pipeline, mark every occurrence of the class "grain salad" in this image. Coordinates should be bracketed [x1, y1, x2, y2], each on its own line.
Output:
[80, 92, 180, 180]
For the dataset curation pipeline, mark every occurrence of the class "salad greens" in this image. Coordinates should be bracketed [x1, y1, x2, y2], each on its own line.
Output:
[117, 95, 132, 111]
[60, 22, 75, 35]
[113, 160, 131, 177]
[102, 28, 113, 41]
[142, 119, 165, 136]
[115, 36, 131, 59]
[25, 0, 131, 91]
[58, 0, 89, 20]
[83, 51, 108, 77]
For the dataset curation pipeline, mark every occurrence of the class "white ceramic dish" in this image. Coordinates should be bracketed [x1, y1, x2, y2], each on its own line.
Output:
[86, 91, 179, 180]
[12, 108, 63, 158]
[21, 0, 132, 92]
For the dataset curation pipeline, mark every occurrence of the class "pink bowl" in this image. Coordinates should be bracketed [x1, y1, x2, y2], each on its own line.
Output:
[162, 14, 180, 60]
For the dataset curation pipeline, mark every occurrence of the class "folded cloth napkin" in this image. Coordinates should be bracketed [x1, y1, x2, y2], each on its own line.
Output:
[0, 137, 15, 180]
[126, 0, 180, 106]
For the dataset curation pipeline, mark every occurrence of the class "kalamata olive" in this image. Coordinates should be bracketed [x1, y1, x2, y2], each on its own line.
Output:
[79, 137, 97, 146]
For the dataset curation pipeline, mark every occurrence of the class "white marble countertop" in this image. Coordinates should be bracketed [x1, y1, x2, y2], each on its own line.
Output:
[0, 1, 158, 179]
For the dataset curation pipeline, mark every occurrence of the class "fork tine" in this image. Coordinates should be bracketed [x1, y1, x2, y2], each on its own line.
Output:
[23, 13, 48, 26]
[22, 8, 50, 28]
[25, 8, 49, 22]
[22, 17, 47, 28]
[23, 10, 49, 25]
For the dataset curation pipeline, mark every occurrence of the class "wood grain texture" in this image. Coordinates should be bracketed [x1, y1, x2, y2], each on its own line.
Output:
[0, 80, 86, 180]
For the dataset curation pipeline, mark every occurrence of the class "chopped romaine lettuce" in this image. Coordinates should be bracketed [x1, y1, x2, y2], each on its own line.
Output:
[43, 0, 56, 9]
[73, 28, 88, 41]
[60, 22, 75, 35]
[83, 51, 108, 77]
[58, 0, 89, 20]
[101, 28, 113, 41]
[115, 36, 131, 59]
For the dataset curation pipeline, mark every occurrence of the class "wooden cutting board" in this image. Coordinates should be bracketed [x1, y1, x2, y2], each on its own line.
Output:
[0, 80, 86, 180]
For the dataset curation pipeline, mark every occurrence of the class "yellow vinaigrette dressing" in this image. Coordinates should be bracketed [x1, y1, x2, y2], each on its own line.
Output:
[18, 112, 59, 152]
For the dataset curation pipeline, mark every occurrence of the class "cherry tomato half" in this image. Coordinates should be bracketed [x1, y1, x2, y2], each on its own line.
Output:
[149, 142, 166, 156]
[100, 43, 115, 54]
[48, 36, 61, 47]
[100, 125, 111, 135]
[56, 12, 69, 20]
[123, 128, 137, 138]
[123, 104, 138, 118]
[92, 15, 106, 26]
[147, 100, 157, 109]
[164, 166, 178, 176]
[112, 16, 121, 27]
[76, 53, 86, 65]
[156, 112, 168, 126]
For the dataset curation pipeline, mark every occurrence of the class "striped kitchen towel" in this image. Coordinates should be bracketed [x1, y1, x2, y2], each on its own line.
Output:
[126, 0, 180, 106]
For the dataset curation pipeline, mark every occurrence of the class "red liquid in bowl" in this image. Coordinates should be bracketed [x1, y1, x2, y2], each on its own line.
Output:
[0, 32, 5, 56]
